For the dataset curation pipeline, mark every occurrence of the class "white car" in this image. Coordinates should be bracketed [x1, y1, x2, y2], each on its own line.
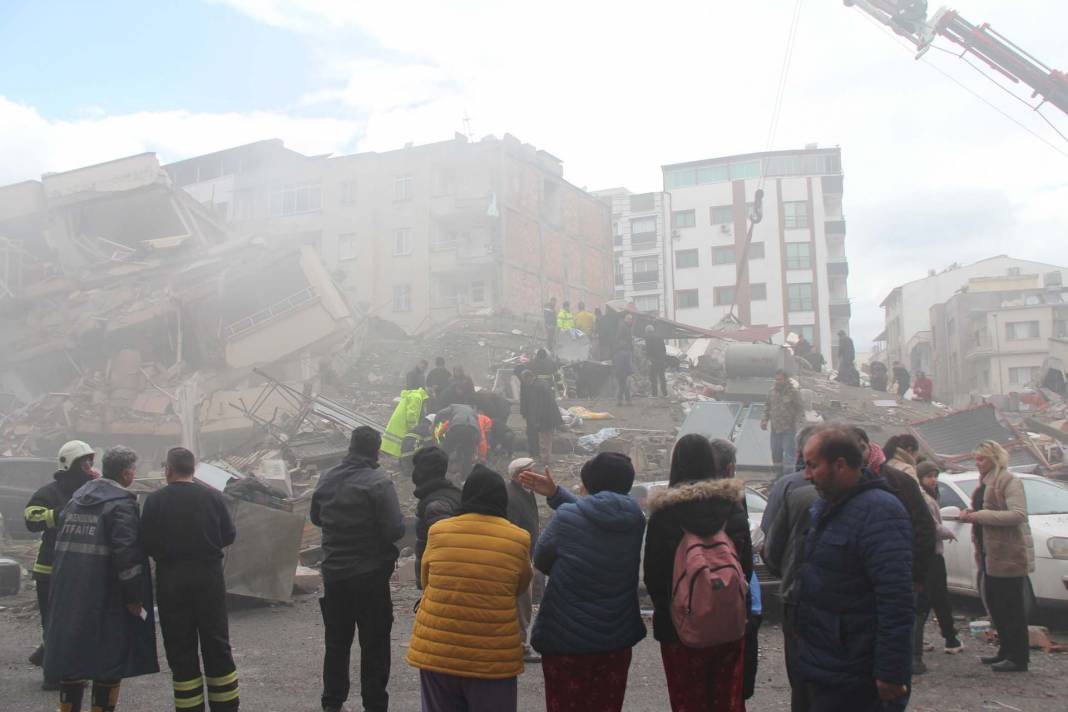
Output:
[935, 472, 1068, 611]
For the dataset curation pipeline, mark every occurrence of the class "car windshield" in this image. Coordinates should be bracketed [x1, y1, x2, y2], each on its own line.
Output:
[1023, 479, 1068, 515]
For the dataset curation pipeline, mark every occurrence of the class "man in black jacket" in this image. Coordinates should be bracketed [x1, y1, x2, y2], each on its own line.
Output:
[643, 325, 668, 397]
[141, 447, 238, 711]
[23, 439, 96, 686]
[411, 446, 461, 589]
[312, 426, 405, 712]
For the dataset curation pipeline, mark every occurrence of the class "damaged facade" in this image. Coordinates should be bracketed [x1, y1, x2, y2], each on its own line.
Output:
[164, 133, 614, 335]
[0, 153, 354, 462]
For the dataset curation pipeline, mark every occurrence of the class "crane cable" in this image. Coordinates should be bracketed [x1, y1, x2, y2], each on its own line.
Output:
[854, 9, 1068, 160]
[727, 0, 804, 324]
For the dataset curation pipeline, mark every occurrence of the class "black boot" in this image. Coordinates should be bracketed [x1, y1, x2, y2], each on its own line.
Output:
[28, 644, 44, 667]
[91, 680, 121, 711]
[59, 680, 86, 712]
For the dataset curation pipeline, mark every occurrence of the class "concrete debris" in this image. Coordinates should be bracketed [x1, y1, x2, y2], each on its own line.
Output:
[292, 566, 323, 595]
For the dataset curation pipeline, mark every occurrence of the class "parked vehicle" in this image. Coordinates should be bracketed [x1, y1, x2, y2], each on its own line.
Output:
[0, 457, 56, 539]
[628, 479, 778, 595]
[936, 472, 1068, 610]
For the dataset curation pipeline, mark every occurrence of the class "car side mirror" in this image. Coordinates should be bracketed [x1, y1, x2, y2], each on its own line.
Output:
[941, 506, 961, 521]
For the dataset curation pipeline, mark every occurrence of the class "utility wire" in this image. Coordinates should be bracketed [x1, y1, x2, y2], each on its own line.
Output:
[855, 11, 1068, 160]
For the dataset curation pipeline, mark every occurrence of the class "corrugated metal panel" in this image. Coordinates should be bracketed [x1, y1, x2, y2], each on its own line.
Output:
[677, 402, 743, 442]
[735, 403, 776, 470]
[910, 404, 1015, 458]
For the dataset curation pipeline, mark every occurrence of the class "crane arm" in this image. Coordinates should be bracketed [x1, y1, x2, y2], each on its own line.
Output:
[845, 1, 1068, 116]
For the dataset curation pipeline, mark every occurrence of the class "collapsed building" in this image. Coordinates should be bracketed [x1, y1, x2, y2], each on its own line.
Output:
[0, 153, 354, 466]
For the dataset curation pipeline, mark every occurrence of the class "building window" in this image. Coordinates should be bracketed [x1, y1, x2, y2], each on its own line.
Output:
[432, 229, 462, 251]
[750, 283, 767, 301]
[392, 284, 412, 312]
[340, 180, 357, 205]
[676, 289, 700, 309]
[630, 193, 655, 212]
[393, 228, 412, 256]
[672, 210, 696, 228]
[269, 183, 322, 217]
[710, 205, 734, 225]
[665, 168, 697, 189]
[614, 260, 624, 285]
[675, 249, 699, 269]
[394, 175, 413, 201]
[338, 233, 358, 262]
[793, 325, 815, 343]
[785, 242, 812, 270]
[630, 216, 658, 245]
[634, 294, 660, 314]
[470, 281, 486, 304]
[787, 283, 814, 312]
[711, 246, 735, 265]
[783, 201, 810, 229]
[714, 286, 735, 306]
[1005, 320, 1040, 340]
[748, 242, 765, 260]
[1008, 366, 1041, 385]
[632, 256, 659, 288]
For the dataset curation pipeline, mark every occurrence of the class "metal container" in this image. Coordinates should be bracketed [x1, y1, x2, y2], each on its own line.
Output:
[724, 344, 795, 379]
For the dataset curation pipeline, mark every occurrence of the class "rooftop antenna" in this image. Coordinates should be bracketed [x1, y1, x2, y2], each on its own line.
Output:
[462, 111, 474, 141]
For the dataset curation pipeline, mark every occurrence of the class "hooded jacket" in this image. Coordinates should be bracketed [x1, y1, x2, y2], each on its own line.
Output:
[531, 487, 647, 655]
[878, 464, 935, 584]
[24, 468, 92, 577]
[311, 453, 405, 581]
[43, 478, 158, 681]
[412, 448, 462, 589]
[643, 478, 753, 642]
[796, 472, 913, 688]
[382, 388, 429, 457]
[761, 471, 819, 604]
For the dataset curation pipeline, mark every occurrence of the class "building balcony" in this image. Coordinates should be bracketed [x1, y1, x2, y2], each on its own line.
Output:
[430, 194, 498, 227]
[825, 220, 846, 237]
[629, 234, 659, 251]
[632, 271, 660, 291]
[827, 255, 849, 276]
[829, 296, 851, 318]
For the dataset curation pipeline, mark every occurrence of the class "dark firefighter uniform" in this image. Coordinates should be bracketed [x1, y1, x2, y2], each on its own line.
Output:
[141, 480, 238, 711]
[24, 467, 92, 666]
[44, 478, 159, 711]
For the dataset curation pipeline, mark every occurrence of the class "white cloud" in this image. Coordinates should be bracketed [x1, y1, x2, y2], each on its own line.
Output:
[9, 0, 1068, 346]
[0, 96, 362, 185]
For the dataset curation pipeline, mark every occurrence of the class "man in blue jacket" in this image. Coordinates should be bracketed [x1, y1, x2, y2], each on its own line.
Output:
[797, 425, 913, 712]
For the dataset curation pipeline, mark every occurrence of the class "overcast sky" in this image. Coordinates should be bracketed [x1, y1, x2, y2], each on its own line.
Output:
[2, 0, 1067, 346]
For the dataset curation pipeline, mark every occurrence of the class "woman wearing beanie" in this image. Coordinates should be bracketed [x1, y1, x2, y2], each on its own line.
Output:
[643, 433, 753, 712]
[406, 465, 533, 711]
[518, 452, 647, 712]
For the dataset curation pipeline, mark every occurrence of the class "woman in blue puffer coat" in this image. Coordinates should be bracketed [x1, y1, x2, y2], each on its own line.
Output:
[518, 452, 647, 712]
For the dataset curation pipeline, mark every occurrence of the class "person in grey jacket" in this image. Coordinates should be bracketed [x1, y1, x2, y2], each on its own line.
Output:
[506, 457, 542, 663]
[312, 426, 405, 712]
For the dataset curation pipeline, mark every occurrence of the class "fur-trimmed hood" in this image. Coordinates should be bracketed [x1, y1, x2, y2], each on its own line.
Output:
[647, 478, 744, 515]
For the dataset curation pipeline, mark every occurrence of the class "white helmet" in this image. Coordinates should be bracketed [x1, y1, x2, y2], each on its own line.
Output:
[57, 440, 94, 470]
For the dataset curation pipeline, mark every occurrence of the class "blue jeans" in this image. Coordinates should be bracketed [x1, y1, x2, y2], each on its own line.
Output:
[770, 430, 797, 477]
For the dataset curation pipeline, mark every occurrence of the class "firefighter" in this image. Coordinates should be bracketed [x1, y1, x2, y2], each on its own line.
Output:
[23, 439, 96, 689]
[44, 445, 158, 712]
[140, 447, 239, 711]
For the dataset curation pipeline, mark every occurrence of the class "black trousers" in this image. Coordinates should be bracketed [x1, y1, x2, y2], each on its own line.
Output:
[743, 613, 762, 700]
[320, 569, 393, 712]
[782, 604, 810, 712]
[444, 424, 479, 481]
[806, 680, 881, 712]
[35, 574, 51, 633]
[157, 561, 238, 711]
[525, 422, 540, 458]
[984, 574, 1030, 666]
[915, 554, 957, 656]
[649, 362, 667, 396]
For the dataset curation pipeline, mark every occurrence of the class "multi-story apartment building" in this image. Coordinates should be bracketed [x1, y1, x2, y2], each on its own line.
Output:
[164, 133, 614, 334]
[930, 271, 1068, 407]
[662, 147, 850, 363]
[591, 188, 674, 317]
[880, 255, 1068, 374]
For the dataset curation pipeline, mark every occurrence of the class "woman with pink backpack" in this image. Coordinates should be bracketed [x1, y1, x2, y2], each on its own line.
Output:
[644, 434, 753, 712]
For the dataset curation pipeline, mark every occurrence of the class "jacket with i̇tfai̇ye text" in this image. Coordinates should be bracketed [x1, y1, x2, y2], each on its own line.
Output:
[23, 468, 91, 577]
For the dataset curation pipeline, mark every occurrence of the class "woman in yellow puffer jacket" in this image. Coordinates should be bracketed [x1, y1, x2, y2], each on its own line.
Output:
[407, 464, 533, 711]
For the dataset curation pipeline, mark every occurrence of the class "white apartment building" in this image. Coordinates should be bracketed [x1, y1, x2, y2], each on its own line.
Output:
[591, 188, 674, 317]
[880, 255, 1068, 374]
[662, 147, 850, 363]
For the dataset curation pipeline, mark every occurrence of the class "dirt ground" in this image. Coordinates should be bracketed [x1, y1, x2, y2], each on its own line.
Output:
[2, 583, 1067, 712]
